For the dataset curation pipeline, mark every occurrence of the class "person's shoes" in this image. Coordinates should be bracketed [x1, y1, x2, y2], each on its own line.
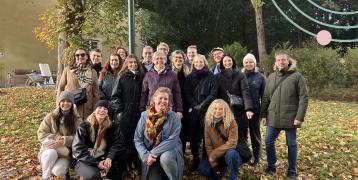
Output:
[190, 156, 200, 172]
[264, 166, 276, 174]
[63, 172, 71, 180]
[287, 171, 297, 180]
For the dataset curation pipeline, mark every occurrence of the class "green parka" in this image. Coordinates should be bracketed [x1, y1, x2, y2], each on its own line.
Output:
[260, 59, 308, 128]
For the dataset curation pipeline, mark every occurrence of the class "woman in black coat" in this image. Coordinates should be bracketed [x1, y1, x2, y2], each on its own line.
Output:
[111, 54, 144, 170]
[171, 50, 191, 154]
[72, 100, 126, 179]
[216, 54, 254, 144]
[184, 54, 218, 171]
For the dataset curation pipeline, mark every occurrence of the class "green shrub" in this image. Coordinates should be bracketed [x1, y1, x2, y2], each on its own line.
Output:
[344, 48, 358, 88]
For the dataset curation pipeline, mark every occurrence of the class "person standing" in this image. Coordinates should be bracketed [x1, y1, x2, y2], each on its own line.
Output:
[90, 49, 103, 77]
[98, 54, 122, 101]
[57, 47, 99, 120]
[140, 51, 183, 119]
[210, 47, 224, 75]
[186, 45, 198, 68]
[241, 53, 266, 165]
[141, 46, 154, 73]
[260, 51, 308, 179]
[184, 54, 217, 171]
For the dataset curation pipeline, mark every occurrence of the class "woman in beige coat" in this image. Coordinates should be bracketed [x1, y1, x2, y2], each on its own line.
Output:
[57, 47, 100, 119]
[37, 91, 82, 179]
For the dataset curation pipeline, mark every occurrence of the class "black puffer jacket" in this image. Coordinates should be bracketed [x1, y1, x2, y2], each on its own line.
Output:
[244, 71, 266, 113]
[111, 70, 142, 151]
[216, 69, 253, 111]
[72, 120, 125, 166]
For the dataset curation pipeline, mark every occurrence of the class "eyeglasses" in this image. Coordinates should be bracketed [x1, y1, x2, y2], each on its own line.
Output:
[75, 53, 86, 58]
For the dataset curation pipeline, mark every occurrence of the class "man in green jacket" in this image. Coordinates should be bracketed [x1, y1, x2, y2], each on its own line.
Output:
[260, 51, 308, 179]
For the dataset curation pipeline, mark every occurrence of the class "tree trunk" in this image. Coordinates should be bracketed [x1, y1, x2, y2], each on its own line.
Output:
[255, 7, 266, 63]
[56, 32, 68, 88]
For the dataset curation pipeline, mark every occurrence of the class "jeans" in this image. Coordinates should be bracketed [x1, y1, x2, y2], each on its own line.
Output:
[41, 149, 69, 178]
[147, 150, 179, 180]
[265, 126, 297, 173]
[198, 149, 242, 180]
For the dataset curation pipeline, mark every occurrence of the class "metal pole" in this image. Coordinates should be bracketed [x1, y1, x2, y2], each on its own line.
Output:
[128, 0, 135, 54]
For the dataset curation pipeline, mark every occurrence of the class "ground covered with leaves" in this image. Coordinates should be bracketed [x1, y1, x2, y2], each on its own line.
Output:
[0, 88, 357, 179]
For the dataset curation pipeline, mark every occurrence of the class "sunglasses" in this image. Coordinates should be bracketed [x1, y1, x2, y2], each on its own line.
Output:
[75, 53, 86, 58]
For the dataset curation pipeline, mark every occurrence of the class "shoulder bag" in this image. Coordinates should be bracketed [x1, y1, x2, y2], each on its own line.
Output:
[72, 88, 87, 106]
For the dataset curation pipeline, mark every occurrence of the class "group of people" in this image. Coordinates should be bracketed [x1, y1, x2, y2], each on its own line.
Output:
[37, 42, 308, 180]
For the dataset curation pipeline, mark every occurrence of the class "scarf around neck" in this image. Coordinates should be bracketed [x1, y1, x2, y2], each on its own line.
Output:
[72, 64, 92, 88]
[145, 105, 168, 150]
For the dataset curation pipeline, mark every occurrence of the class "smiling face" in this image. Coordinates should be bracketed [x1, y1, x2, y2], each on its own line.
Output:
[243, 59, 255, 71]
[75, 49, 88, 65]
[212, 50, 223, 63]
[59, 99, 72, 111]
[275, 54, 289, 71]
[187, 48, 197, 62]
[95, 106, 108, 124]
[173, 54, 184, 69]
[127, 58, 139, 71]
[222, 56, 234, 69]
[153, 53, 166, 70]
[142, 47, 153, 64]
[90, 51, 102, 64]
[153, 92, 169, 112]
[213, 103, 224, 118]
[193, 56, 205, 70]
[109, 55, 120, 70]
[116, 48, 127, 60]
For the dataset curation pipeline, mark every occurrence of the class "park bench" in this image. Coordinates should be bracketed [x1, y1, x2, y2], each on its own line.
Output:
[7, 69, 32, 87]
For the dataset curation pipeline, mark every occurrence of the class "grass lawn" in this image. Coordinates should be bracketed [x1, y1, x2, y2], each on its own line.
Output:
[0, 87, 357, 179]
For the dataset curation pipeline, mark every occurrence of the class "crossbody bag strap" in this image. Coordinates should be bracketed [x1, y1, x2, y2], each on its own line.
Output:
[214, 125, 228, 141]
[270, 72, 295, 99]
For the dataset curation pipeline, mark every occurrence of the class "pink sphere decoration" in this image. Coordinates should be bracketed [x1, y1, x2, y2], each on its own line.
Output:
[316, 30, 332, 46]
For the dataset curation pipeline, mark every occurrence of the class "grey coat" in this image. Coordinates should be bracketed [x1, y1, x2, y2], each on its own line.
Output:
[134, 111, 184, 180]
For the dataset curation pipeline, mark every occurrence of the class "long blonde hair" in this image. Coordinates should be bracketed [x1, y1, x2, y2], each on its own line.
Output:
[86, 112, 112, 143]
[205, 99, 235, 129]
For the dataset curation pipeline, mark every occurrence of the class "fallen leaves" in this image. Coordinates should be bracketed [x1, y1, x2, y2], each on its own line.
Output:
[0, 88, 357, 179]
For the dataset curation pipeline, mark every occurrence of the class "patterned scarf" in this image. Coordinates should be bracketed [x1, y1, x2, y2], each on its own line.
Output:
[71, 64, 92, 88]
[145, 105, 168, 149]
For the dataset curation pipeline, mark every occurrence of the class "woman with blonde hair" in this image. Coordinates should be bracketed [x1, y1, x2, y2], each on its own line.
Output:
[134, 87, 184, 180]
[198, 99, 242, 180]
[183, 54, 217, 171]
[72, 100, 126, 179]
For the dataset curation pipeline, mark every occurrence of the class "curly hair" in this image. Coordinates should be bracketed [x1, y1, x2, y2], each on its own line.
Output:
[205, 99, 235, 129]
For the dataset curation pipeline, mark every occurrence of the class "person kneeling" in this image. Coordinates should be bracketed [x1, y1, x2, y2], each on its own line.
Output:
[198, 99, 242, 180]
[72, 100, 126, 180]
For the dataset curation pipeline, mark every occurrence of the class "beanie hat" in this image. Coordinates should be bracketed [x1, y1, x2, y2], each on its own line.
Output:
[59, 91, 75, 105]
[95, 100, 109, 110]
[243, 53, 257, 65]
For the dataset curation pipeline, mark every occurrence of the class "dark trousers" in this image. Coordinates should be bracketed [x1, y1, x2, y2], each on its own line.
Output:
[189, 110, 205, 161]
[248, 113, 262, 161]
[75, 160, 124, 180]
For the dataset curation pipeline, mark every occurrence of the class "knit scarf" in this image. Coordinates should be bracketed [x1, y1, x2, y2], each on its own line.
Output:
[71, 64, 92, 88]
[145, 105, 168, 150]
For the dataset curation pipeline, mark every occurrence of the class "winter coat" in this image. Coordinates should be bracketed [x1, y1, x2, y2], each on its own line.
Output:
[216, 69, 253, 128]
[260, 59, 308, 128]
[72, 120, 126, 166]
[99, 71, 117, 101]
[57, 66, 100, 120]
[243, 71, 266, 113]
[184, 70, 218, 126]
[205, 120, 238, 164]
[134, 111, 184, 180]
[140, 68, 183, 112]
[37, 107, 82, 160]
[111, 70, 142, 152]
